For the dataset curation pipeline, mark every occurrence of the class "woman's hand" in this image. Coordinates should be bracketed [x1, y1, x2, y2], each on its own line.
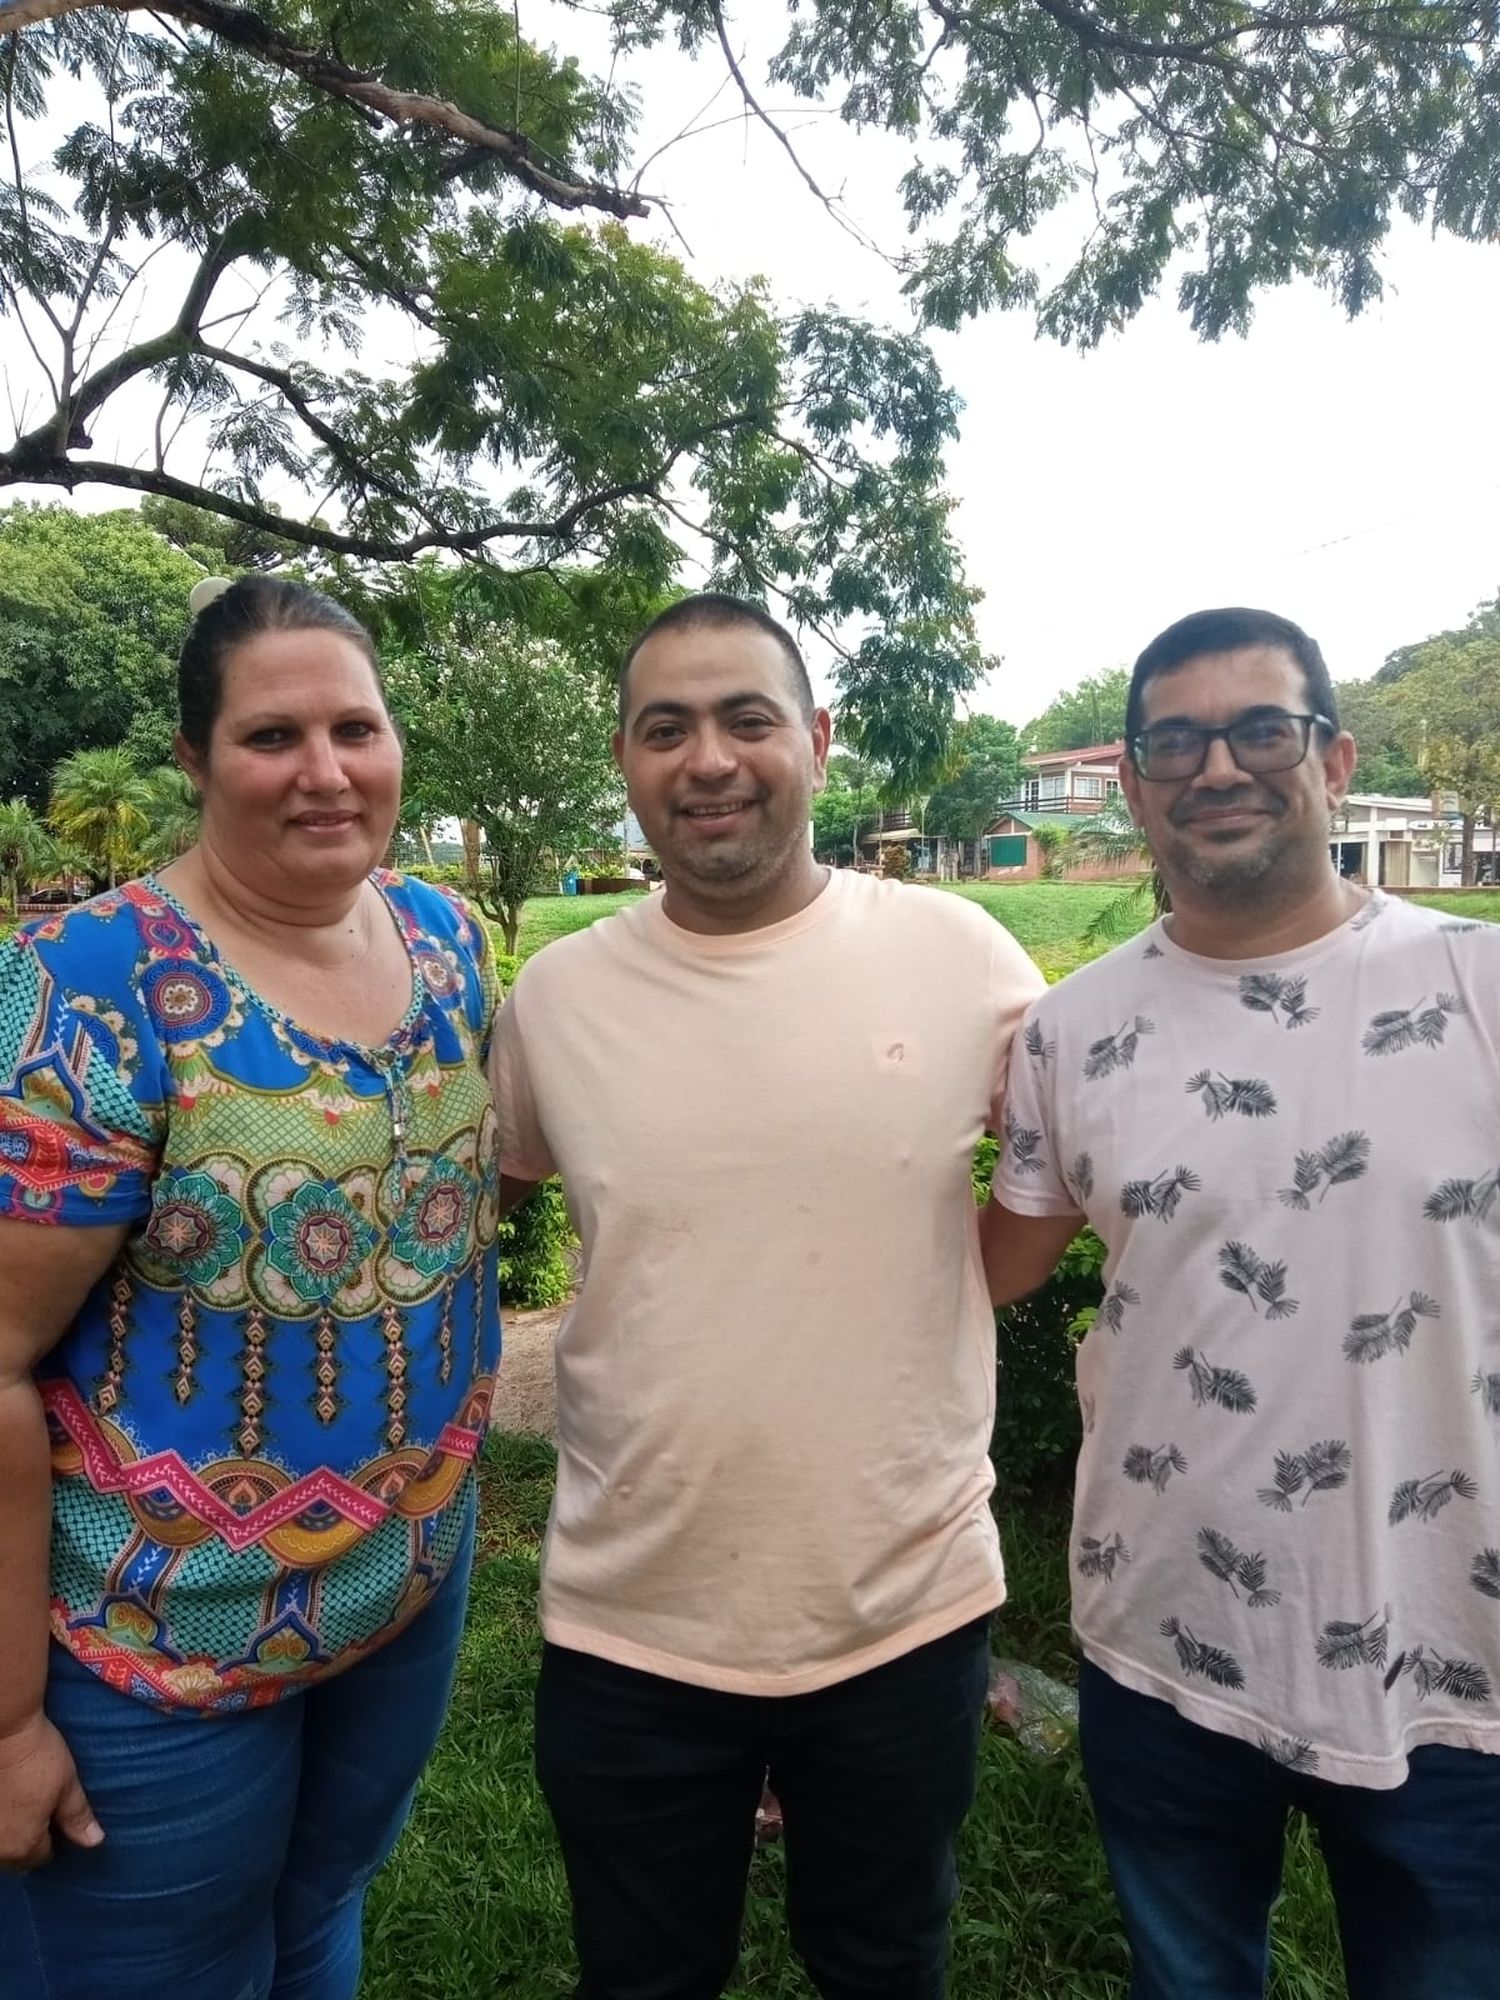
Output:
[0, 1710, 102, 1872]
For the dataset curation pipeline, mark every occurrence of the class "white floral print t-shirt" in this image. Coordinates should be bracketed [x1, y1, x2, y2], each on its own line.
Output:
[994, 893, 1500, 1788]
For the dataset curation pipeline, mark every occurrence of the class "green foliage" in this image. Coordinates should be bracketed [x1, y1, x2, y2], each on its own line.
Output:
[974, 1133, 1105, 1492]
[923, 715, 1022, 841]
[708, 2, 1500, 342]
[998, 1233, 1105, 1490]
[47, 744, 150, 888]
[387, 629, 623, 954]
[1333, 678, 1425, 795]
[0, 504, 198, 806]
[1, 8, 985, 788]
[0, 796, 56, 913]
[810, 764, 883, 864]
[135, 764, 201, 867]
[1024, 669, 1130, 753]
[497, 1180, 573, 1311]
[1383, 626, 1500, 880]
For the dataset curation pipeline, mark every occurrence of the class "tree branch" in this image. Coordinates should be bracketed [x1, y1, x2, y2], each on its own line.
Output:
[707, 2, 890, 262]
[1, 0, 651, 217]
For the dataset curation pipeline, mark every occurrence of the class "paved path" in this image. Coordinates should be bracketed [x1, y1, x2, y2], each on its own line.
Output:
[494, 1301, 564, 1436]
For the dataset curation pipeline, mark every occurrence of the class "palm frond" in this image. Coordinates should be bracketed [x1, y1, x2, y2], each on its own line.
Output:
[1239, 973, 1286, 1013]
[1362, 1008, 1416, 1056]
[1318, 1132, 1370, 1186]
[1433, 1657, 1491, 1703]
[1225, 1077, 1277, 1118]
[1469, 1549, 1500, 1600]
[1302, 1440, 1351, 1496]
[1218, 1240, 1262, 1304]
[1207, 1363, 1257, 1414]
[1196, 1526, 1242, 1584]
[1424, 1178, 1477, 1222]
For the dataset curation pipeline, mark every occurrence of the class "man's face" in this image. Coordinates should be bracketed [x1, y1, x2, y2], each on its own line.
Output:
[1119, 644, 1356, 900]
[614, 622, 830, 911]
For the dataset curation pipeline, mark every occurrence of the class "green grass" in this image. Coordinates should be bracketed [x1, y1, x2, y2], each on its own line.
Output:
[510, 882, 1500, 990]
[516, 891, 642, 958]
[362, 1438, 1347, 2000]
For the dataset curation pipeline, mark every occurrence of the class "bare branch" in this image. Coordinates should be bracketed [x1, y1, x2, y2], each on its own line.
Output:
[707, 2, 891, 263]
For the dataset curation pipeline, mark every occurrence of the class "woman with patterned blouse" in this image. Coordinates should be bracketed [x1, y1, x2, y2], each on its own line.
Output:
[0, 577, 501, 1998]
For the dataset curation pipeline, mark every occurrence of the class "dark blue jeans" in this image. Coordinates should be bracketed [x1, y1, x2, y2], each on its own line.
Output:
[3, 1496, 473, 2000]
[535, 1616, 992, 2000]
[1078, 1656, 1500, 2000]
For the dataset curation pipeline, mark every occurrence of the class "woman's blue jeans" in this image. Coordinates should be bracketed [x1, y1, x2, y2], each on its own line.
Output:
[1078, 1655, 1500, 2000]
[3, 1498, 473, 2000]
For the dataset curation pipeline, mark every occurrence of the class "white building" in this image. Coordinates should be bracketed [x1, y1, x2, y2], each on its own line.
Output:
[1331, 796, 1497, 888]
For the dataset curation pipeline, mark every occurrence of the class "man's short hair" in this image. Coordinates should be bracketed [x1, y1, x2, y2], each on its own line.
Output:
[1127, 608, 1341, 747]
[618, 593, 816, 724]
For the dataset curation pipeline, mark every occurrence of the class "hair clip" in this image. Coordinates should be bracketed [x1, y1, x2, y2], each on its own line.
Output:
[188, 576, 235, 616]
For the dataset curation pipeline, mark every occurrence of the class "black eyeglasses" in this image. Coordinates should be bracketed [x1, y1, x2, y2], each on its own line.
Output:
[1129, 711, 1333, 782]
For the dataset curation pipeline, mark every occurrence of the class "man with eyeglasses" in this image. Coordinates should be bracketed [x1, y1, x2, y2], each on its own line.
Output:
[982, 607, 1500, 2000]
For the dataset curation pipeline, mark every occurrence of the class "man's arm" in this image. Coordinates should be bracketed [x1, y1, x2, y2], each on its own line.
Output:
[979, 1201, 1084, 1307]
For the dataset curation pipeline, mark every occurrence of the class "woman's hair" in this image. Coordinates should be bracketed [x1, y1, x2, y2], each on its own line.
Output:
[178, 576, 381, 757]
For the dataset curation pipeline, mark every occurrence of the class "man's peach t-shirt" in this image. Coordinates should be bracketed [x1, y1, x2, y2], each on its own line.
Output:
[489, 871, 1044, 1694]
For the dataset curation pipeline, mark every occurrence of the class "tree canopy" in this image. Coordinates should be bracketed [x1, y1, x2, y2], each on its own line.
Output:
[6, 1, 1500, 785]
[388, 629, 624, 951]
[0, 502, 198, 805]
[923, 714, 1022, 839]
[1024, 667, 1130, 752]
[1382, 618, 1500, 883]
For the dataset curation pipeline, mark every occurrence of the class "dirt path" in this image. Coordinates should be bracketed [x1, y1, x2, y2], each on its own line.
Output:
[494, 1301, 563, 1436]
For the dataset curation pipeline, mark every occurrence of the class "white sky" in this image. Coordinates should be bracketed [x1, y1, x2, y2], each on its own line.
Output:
[525, 4, 1500, 725]
[8, 4, 1499, 729]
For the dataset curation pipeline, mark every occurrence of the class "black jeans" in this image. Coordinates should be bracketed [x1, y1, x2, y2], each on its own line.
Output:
[534, 1616, 992, 2000]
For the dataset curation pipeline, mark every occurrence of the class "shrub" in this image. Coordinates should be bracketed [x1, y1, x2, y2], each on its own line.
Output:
[402, 861, 470, 888]
[974, 1136, 1105, 1491]
[498, 1178, 574, 1309]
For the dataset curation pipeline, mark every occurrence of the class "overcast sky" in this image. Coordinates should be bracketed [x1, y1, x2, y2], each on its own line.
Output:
[9, 5, 1499, 731]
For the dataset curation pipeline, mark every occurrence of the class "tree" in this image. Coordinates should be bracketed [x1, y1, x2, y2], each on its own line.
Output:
[811, 763, 883, 865]
[923, 716, 1021, 841]
[1333, 678, 1425, 796]
[1024, 670, 1131, 754]
[389, 634, 623, 953]
[8, 6, 1499, 782]
[1066, 793, 1168, 942]
[640, 2, 1500, 343]
[1384, 633, 1500, 884]
[0, 796, 56, 913]
[0, 503, 200, 805]
[48, 746, 150, 888]
[136, 763, 202, 866]
[0, 6, 984, 792]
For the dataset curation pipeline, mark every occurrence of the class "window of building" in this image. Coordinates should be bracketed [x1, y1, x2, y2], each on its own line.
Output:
[1022, 779, 1040, 810]
[1073, 774, 1103, 799]
[989, 835, 1029, 868]
[1038, 774, 1066, 801]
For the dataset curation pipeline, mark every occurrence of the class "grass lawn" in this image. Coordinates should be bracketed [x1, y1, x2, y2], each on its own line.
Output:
[513, 880, 1500, 984]
[362, 1439, 1347, 1999]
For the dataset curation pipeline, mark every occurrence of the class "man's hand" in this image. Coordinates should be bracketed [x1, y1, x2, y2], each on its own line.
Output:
[0, 1711, 103, 1872]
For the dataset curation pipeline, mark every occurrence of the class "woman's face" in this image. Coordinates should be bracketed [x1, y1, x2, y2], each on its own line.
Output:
[181, 626, 403, 899]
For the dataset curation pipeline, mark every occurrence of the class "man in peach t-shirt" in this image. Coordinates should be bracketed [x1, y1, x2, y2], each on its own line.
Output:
[490, 594, 1042, 2000]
